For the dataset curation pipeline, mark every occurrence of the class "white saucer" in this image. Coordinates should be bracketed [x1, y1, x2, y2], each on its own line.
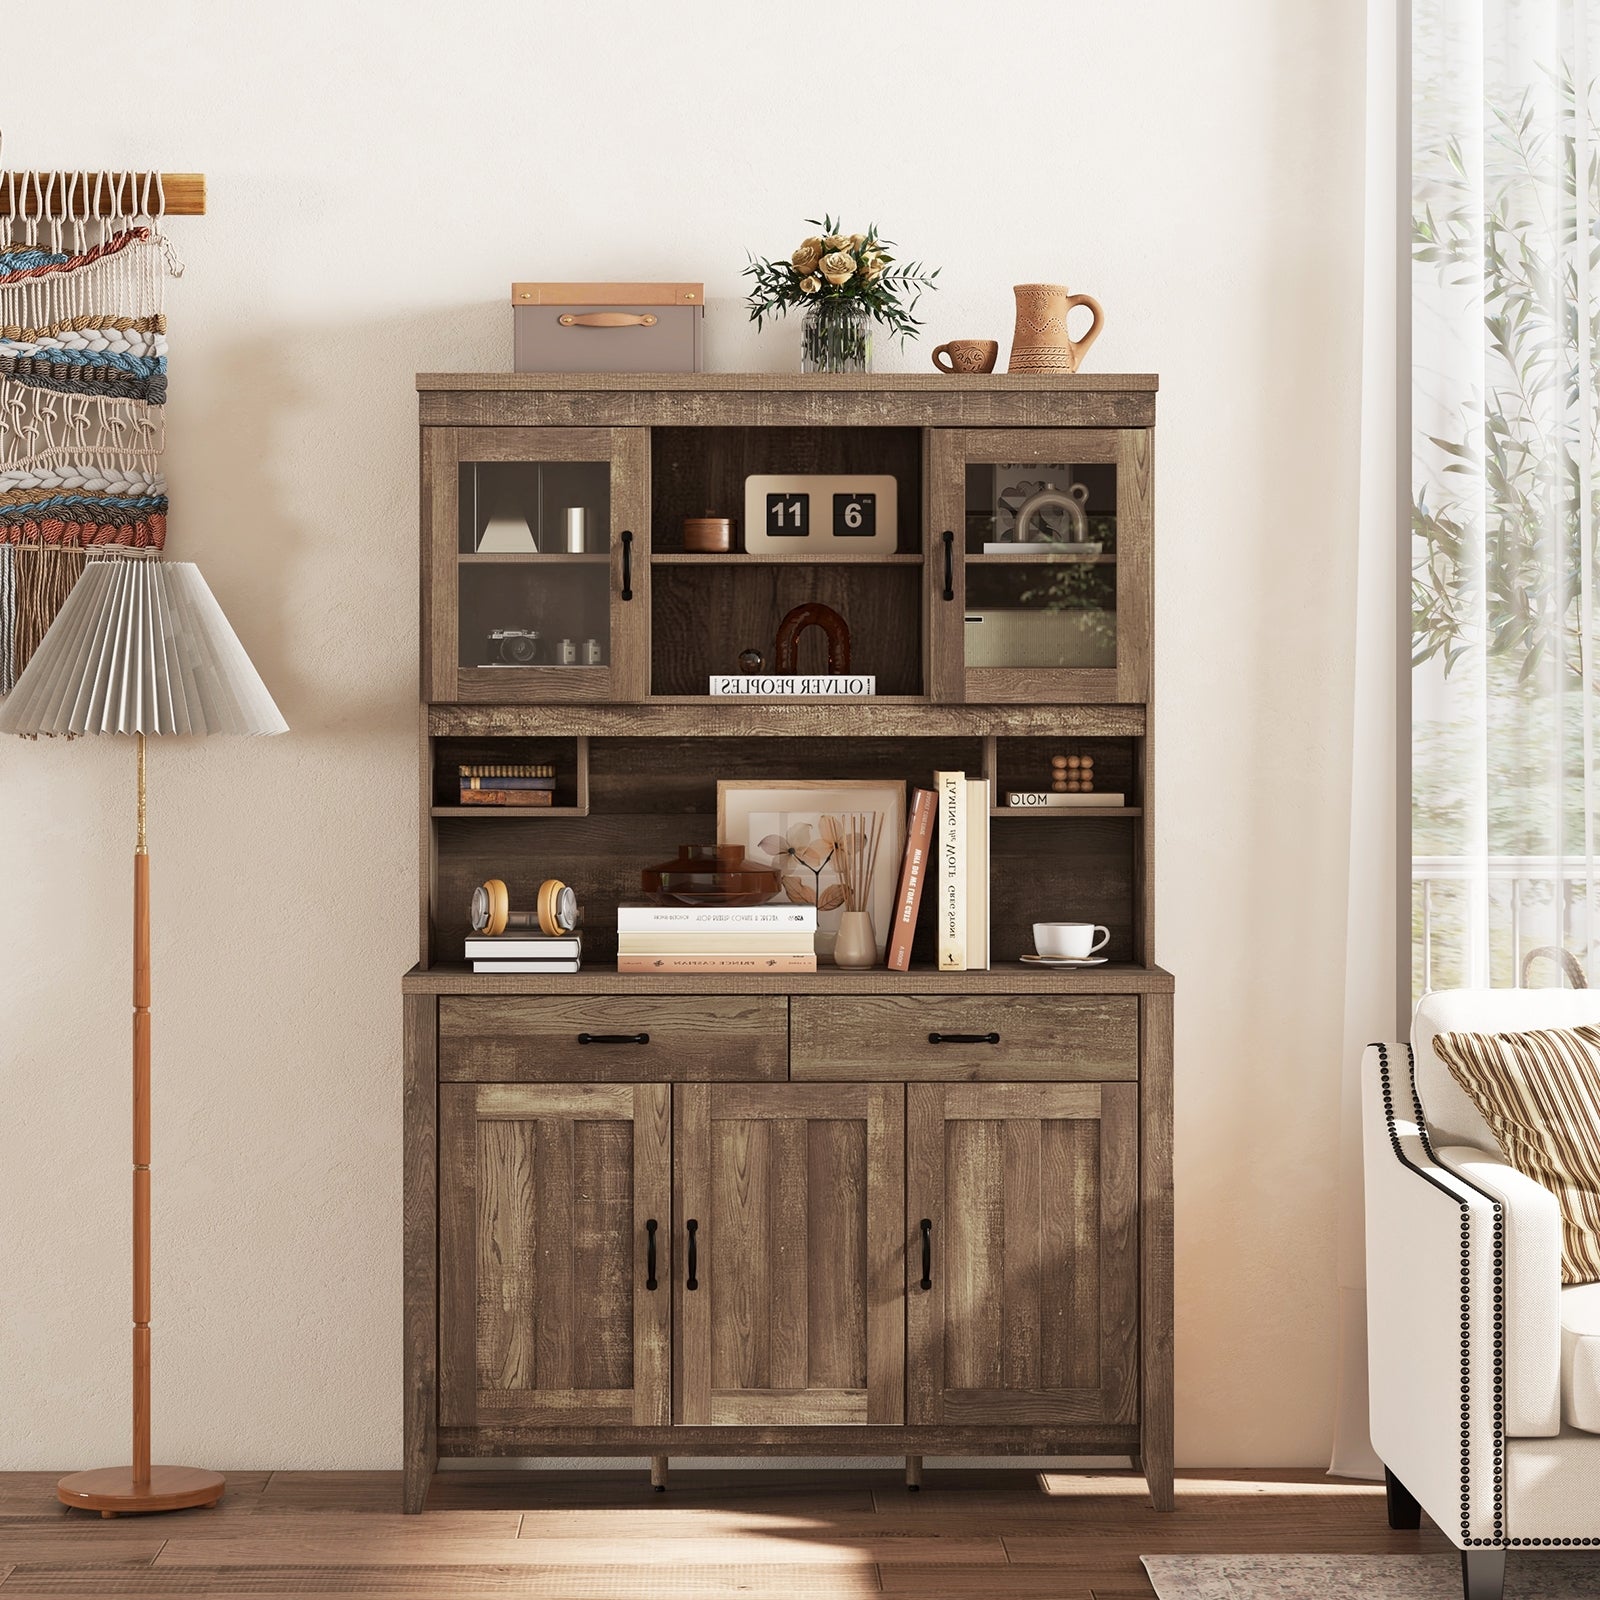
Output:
[1020, 953, 1108, 967]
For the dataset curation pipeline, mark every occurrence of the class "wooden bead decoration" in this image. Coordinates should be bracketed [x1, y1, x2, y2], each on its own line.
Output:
[1048, 747, 1098, 794]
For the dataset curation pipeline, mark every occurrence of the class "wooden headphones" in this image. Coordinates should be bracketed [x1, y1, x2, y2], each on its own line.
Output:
[470, 877, 578, 937]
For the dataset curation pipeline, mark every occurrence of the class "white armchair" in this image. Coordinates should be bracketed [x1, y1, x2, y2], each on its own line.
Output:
[1364, 989, 1600, 1600]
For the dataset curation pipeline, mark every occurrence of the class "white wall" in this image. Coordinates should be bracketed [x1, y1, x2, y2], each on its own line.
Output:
[0, 0, 1368, 1469]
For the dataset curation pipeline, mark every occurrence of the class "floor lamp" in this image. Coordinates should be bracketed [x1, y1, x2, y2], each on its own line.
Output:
[0, 556, 287, 1516]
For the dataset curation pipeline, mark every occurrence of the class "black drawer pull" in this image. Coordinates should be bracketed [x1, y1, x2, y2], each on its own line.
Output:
[645, 1219, 658, 1291]
[941, 529, 955, 601]
[686, 1219, 699, 1290]
[621, 528, 634, 601]
[927, 1031, 1000, 1045]
[577, 1032, 650, 1045]
[919, 1218, 933, 1291]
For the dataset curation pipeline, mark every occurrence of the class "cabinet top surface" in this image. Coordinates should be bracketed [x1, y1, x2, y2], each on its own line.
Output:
[416, 371, 1159, 394]
[404, 963, 1174, 996]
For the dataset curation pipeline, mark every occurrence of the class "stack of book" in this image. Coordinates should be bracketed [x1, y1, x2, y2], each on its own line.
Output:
[457, 762, 556, 807]
[464, 931, 581, 974]
[616, 903, 818, 973]
[884, 776, 991, 972]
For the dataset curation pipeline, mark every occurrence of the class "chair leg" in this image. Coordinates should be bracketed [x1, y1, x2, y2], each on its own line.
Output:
[1461, 1549, 1506, 1600]
[1384, 1466, 1422, 1530]
[650, 1456, 668, 1493]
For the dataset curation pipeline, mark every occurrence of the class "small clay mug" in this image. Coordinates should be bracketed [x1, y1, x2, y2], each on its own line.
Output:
[931, 339, 999, 374]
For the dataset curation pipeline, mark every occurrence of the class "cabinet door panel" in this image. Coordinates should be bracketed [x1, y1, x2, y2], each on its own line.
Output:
[908, 1083, 1137, 1426]
[675, 1083, 904, 1426]
[440, 1082, 669, 1429]
[927, 428, 1152, 704]
[424, 426, 650, 703]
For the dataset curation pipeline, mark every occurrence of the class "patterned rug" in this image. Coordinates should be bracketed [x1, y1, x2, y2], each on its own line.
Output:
[1143, 1553, 1598, 1598]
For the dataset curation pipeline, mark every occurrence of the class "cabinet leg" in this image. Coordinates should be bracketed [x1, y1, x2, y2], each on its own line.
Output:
[650, 1455, 668, 1493]
[905, 1455, 922, 1492]
[402, 1450, 434, 1514]
[1142, 1440, 1174, 1512]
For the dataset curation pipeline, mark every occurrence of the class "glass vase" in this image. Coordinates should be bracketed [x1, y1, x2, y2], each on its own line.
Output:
[801, 301, 873, 374]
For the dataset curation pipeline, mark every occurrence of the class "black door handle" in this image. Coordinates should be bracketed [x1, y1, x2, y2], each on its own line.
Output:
[941, 529, 955, 601]
[928, 1031, 999, 1045]
[621, 528, 634, 601]
[645, 1218, 658, 1291]
[686, 1218, 699, 1290]
[919, 1218, 933, 1291]
[577, 1032, 650, 1045]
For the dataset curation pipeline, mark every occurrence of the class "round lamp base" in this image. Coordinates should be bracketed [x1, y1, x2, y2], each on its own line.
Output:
[58, 1465, 226, 1517]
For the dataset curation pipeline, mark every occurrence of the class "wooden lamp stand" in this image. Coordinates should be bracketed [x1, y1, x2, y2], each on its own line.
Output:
[56, 736, 226, 1517]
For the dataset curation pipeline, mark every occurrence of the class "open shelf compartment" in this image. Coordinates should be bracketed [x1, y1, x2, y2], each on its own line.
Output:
[651, 426, 923, 555]
[984, 733, 1143, 815]
[430, 735, 589, 817]
[427, 733, 1145, 967]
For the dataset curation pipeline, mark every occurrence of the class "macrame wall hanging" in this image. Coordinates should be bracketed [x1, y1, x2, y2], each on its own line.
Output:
[0, 161, 205, 693]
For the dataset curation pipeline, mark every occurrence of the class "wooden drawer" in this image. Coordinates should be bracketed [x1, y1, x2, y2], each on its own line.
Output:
[790, 995, 1137, 1081]
[439, 995, 787, 1081]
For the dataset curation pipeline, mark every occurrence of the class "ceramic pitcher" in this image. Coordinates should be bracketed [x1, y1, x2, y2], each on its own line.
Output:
[1007, 283, 1105, 373]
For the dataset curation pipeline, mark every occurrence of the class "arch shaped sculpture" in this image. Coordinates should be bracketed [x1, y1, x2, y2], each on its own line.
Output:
[772, 603, 851, 674]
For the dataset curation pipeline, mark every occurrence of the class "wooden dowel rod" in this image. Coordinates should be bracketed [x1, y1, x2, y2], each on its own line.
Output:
[0, 172, 205, 218]
[132, 746, 152, 1489]
[132, 1326, 150, 1488]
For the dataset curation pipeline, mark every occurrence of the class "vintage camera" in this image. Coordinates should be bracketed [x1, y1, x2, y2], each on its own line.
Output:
[489, 628, 540, 665]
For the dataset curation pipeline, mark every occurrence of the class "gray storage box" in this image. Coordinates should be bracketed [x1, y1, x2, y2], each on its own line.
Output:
[512, 282, 703, 373]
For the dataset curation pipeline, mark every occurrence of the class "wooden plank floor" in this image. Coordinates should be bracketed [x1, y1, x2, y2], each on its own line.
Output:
[0, 1468, 1451, 1598]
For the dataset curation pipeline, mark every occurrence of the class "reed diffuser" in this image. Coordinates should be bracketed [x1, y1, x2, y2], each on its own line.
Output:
[823, 811, 884, 967]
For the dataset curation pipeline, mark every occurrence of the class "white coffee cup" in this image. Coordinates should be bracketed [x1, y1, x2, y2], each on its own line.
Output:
[1033, 921, 1110, 960]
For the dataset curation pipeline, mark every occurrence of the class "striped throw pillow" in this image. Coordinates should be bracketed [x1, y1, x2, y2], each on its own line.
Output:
[1433, 1024, 1600, 1285]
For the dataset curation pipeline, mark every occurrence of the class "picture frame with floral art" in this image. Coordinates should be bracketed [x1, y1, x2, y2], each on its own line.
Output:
[716, 779, 906, 962]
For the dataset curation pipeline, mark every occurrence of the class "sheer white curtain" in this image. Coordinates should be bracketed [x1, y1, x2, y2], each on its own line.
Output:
[1331, 0, 1402, 1484]
[1332, 0, 1600, 1478]
[1412, 0, 1600, 995]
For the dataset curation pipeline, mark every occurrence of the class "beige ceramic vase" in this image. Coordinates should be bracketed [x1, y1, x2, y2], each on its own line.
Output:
[1007, 283, 1105, 373]
[832, 910, 877, 968]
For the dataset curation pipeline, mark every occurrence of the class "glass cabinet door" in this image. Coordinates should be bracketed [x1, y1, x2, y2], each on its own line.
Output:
[424, 427, 648, 702]
[927, 429, 1151, 703]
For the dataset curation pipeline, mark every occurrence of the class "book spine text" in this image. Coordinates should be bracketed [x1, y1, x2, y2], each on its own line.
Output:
[935, 770, 967, 971]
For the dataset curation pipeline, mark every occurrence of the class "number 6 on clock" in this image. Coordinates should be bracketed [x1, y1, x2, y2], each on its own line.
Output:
[833, 492, 875, 538]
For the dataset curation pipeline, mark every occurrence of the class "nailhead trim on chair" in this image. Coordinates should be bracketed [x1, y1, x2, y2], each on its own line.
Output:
[1376, 1042, 1505, 1547]
[1377, 1041, 1600, 1550]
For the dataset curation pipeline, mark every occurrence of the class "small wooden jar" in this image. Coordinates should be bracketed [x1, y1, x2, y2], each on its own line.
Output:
[683, 516, 734, 553]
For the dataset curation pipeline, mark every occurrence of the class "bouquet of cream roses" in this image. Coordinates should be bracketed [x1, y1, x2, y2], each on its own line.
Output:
[743, 215, 939, 340]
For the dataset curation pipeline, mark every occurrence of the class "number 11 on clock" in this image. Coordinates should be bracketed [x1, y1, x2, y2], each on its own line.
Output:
[766, 493, 809, 537]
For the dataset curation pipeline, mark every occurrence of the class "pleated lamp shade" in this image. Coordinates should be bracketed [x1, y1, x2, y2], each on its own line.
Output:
[0, 559, 286, 738]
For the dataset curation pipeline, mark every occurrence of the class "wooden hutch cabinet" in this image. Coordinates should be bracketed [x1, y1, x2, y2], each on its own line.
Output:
[403, 373, 1173, 1512]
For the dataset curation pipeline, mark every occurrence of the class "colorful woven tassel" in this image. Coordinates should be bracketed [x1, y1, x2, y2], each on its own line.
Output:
[0, 206, 173, 684]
